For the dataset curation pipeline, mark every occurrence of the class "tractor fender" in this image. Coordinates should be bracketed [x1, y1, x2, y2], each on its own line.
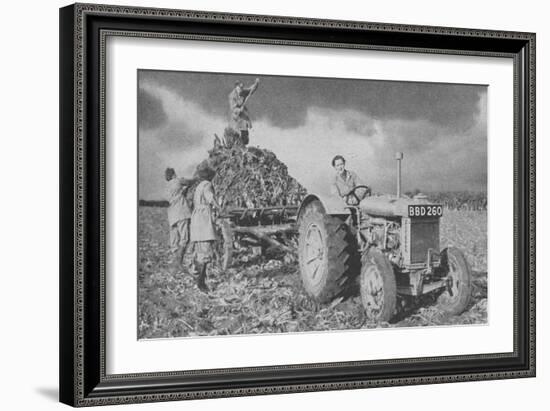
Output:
[297, 193, 351, 221]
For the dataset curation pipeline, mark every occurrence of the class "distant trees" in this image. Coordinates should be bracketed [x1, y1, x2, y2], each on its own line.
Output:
[139, 199, 169, 207]
[140, 191, 487, 211]
[423, 191, 487, 211]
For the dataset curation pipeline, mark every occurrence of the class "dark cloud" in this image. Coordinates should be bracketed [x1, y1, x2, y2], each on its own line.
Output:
[366, 117, 487, 194]
[139, 69, 485, 133]
[137, 70, 486, 199]
[137, 87, 167, 130]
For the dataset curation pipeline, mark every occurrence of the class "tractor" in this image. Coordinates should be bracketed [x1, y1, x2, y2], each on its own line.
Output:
[296, 152, 472, 322]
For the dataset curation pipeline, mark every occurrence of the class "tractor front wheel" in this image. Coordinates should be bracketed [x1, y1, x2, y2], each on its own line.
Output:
[359, 248, 397, 322]
[437, 247, 472, 315]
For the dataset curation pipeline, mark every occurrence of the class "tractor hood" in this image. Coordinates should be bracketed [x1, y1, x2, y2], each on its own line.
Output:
[359, 195, 433, 218]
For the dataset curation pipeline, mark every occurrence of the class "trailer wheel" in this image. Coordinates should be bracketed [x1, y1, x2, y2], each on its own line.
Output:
[214, 219, 233, 271]
[298, 200, 357, 303]
[437, 247, 472, 315]
[359, 248, 397, 322]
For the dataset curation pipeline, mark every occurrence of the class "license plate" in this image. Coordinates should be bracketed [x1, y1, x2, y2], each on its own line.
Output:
[408, 204, 443, 217]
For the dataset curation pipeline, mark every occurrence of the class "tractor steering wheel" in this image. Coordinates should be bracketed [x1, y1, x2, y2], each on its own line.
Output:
[345, 185, 371, 205]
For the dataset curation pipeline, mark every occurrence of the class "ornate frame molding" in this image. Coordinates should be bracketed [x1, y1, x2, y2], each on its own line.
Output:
[60, 3, 535, 407]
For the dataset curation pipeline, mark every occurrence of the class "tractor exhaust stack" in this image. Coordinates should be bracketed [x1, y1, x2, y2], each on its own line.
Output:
[395, 152, 403, 198]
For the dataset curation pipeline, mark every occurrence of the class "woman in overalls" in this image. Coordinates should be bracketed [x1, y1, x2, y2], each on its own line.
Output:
[190, 164, 218, 292]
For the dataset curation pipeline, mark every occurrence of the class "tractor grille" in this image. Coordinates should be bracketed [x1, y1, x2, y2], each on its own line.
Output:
[402, 218, 440, 265]
[410, 219, 439, 264]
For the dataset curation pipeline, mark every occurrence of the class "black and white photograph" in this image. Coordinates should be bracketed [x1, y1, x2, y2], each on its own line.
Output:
[137, 70, 488, 339]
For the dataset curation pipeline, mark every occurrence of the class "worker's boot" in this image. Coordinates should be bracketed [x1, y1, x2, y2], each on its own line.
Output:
[170, 245, 186, 275]
[197, 263, 209, 292]
[169, 250, 183, 275]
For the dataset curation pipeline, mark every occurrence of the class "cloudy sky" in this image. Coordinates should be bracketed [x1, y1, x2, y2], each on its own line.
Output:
[138, 70, 487, 200]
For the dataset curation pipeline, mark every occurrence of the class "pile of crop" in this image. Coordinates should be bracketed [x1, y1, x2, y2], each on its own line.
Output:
[192, 128, 307, 210]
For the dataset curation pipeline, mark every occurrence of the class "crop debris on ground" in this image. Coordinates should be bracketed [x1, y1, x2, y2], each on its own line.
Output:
[138, 207, 487, 339]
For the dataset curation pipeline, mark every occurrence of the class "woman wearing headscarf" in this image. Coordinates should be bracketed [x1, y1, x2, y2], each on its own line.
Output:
[189, 163, 218, 292]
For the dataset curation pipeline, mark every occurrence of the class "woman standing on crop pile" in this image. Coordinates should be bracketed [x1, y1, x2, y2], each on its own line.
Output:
[190, 164, 218, 292]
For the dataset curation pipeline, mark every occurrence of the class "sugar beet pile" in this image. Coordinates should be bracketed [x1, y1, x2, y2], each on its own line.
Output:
[191, 128, 307, 210]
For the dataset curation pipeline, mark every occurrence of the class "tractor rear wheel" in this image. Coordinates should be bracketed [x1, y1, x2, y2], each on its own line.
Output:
[437, 247, 472, 315]
[298, 200, 358, 303]
[359, 248, 397, 322]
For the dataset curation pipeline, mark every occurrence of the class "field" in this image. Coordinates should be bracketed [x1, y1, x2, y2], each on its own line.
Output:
[138, 207, 487, 339]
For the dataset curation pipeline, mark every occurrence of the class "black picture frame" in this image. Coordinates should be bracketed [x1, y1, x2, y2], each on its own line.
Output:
[59, 3, 536, 407]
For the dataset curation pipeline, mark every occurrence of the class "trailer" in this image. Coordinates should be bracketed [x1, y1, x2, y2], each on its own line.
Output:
[215, 205, 300, 269]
